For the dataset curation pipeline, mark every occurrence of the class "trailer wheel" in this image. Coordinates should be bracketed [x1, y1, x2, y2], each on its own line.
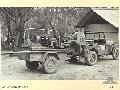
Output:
[26, 61, 39, 70]
[69, 57, 78, 64]
[85, 51, 97, 66]
[112, 48, 118, 60]
[43, 56, 59, 74]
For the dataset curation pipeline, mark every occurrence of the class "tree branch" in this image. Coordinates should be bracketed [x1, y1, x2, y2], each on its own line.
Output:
[1, 8, 16, 22]
[23, 8, 34, 23]
[44, 9, 57, 38]
[44, 9, 55, 30]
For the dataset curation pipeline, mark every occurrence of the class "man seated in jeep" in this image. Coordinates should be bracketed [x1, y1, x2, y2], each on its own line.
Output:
[73, 28, 86, 45]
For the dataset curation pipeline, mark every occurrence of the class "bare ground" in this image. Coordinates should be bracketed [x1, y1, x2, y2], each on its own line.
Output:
[1, 54, 119, 80]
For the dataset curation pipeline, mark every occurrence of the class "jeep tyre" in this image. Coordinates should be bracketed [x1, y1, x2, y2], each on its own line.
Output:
[85, 51, 97, 66]
[43, 56, 59, 74]
[112, 48, 118, 60]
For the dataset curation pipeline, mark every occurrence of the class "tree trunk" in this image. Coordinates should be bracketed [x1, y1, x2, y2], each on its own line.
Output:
[13, 17, 25, 51]
[18, 28, 24, 47]
[6, 14, 11, 50]
[17, 24, 24, 48]
[9, 27, 14, 50]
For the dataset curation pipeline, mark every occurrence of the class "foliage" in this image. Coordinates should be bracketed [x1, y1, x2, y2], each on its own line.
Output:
[0, 7, 90, 50]
[26, 7, 90, 36]
[0, 7, 35, 49]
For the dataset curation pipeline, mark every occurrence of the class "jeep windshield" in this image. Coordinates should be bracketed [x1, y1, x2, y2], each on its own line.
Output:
[85, 32, 105, 40]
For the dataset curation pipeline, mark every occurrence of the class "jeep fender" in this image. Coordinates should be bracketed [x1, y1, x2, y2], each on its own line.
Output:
[84, 46, 98, 57]
[40, 52, 60, 63]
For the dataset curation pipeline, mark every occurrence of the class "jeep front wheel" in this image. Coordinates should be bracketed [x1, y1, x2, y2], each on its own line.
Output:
[85, 51, 97, 66]
[112, 48, 118, 60]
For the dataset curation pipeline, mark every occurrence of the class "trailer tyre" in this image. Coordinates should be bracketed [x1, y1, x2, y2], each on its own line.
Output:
[85, 51, 97, 66]
[43, 56, 59, 74]
[112, 48, 118, 60]
[26, 61, 39, 70]
[69, 57, 78, 64]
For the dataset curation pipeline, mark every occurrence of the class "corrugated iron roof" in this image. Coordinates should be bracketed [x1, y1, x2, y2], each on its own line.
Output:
[76, 8, 119, 28]
[92, 8, 119, 28]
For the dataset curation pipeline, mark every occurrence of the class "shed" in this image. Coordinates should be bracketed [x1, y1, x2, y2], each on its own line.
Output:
[76, 8, 119, 41]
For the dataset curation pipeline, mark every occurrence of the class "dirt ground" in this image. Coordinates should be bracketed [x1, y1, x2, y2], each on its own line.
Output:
[1, 54, 119, 80]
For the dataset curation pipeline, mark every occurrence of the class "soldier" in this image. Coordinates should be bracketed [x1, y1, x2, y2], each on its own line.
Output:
[78, 28, 85, 45]
[73, 28, 85, 45]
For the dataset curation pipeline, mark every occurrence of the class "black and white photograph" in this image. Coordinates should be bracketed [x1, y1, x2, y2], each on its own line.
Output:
[0, 7, 119, 80]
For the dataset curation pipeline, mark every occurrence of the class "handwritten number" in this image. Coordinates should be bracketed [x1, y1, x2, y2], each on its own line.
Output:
[110, 86, 114, 88]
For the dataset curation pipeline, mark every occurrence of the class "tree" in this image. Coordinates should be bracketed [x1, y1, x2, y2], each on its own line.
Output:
[0, 7, 34, 50]
[1, 7, 91, 48]
[43, 7, 90, 36]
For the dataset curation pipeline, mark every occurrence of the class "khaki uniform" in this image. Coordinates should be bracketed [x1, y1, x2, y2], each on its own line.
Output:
[73, 31, 86, 45]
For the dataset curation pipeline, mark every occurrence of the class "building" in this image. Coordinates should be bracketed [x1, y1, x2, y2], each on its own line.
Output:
[76, 8, 119, 42]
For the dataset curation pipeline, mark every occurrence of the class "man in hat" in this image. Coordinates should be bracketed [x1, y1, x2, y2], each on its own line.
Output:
[73, 28, 86, 45]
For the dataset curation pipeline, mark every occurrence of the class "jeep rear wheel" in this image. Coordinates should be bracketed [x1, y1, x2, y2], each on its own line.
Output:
[43, 56, 59, 74]
[85, 51, 97, 66]
[26, 61, 39, 70]
[112, 48, 118, 60]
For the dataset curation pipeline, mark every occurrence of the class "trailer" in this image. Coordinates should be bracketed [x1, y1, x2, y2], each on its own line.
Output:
[3, 46, 69, 74]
